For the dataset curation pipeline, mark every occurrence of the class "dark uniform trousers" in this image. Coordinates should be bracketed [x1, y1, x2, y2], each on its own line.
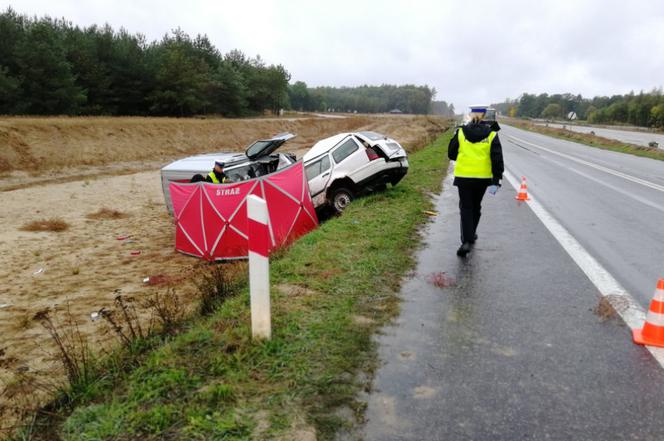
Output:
[457, 180, 489, 243]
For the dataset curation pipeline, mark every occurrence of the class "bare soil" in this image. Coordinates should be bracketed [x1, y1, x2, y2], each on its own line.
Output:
[0, 114, 450, 434]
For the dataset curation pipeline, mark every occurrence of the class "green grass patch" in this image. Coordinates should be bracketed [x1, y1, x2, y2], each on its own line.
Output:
[506, 119, 664, 161]
[28, 131, 452, 441]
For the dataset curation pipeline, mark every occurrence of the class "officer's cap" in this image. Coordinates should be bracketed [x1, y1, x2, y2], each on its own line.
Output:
[469, 105, 488, 114]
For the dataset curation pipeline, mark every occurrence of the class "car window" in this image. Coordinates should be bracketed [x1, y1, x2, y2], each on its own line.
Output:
[305, 155, 331, 180]
[226, 164, 255, 181]
[332, 138, 359, 163]
[246, 140, 272, 158]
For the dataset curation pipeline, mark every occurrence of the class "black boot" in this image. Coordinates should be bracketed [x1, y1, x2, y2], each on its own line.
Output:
[456, 242, 472, 257]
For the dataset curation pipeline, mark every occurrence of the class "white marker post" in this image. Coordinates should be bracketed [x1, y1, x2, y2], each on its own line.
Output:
[247, 195, 271, 340]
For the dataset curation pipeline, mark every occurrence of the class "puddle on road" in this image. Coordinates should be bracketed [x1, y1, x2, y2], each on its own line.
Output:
[427, 272, 457, 288]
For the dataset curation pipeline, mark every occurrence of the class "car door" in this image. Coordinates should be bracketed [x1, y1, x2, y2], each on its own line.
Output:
[332, 136, 386, 184]
[331, 137, 369, 181]
[305, 155, 332, 204]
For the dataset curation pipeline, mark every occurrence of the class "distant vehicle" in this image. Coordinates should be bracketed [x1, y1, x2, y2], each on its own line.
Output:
[303, 131, 409, 213]
[160, 133, 296, 213]
[461, 105, 498, 129]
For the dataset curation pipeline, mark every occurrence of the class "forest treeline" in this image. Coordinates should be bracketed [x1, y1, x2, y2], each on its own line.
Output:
[287, 82, 438, 115]
[0, 8, 440, 117]
[493, 90, 664, 128]
[0, 8, 292, 116]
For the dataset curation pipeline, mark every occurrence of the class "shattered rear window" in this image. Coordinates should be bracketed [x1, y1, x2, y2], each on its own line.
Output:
[358, 131, 385, 141]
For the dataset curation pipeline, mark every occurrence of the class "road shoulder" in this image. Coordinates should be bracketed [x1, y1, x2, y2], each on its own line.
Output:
[362, 169, 664, 440]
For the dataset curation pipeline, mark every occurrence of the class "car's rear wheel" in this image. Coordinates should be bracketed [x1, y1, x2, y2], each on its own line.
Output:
[330, 187, 353, 213]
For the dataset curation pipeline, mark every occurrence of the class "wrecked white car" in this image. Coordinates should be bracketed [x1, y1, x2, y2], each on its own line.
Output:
[303, 131, 409, 213]
[160, 133, 296, 213]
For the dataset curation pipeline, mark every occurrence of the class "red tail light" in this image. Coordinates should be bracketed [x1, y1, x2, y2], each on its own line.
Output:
[365, 147, 380, 161]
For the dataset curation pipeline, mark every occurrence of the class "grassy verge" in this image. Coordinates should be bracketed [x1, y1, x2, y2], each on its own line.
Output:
[23, 131, 452, 441]
[505, 119, 664, 161]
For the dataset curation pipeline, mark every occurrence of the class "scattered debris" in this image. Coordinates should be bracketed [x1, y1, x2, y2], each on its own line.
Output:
[116, 235, 129, 240]
[86, 208, 129, 220]
[90, 311, 101, 321]
[594, 296, 618, 320]
[0, 303, 11, 309]
[427, 272, 456, 288]
[130, 250, 141, 256]
[32, 267, 44, 276]
[399, 351, 416, 361]
[144, 274, 173, 286]
[423, 210, 438, 217]
[352, 314, 375, 326]
[413, 385, 437, 399]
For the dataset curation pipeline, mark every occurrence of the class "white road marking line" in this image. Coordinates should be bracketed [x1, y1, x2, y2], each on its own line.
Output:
[508, 141, 664, 214]
[507, 134, 664, 193]
[504, 170, 664, 368]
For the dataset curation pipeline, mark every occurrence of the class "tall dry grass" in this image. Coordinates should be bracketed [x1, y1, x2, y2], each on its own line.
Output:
[19, 218, 69, 232]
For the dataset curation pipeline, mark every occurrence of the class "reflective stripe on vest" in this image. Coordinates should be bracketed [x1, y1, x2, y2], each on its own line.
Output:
[454, 129, 495, 179]
[208, 171, 226, 184]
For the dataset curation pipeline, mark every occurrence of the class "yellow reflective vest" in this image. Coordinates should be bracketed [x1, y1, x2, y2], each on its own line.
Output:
[454, 128, 495, 179]
[208, 171, 226, 184]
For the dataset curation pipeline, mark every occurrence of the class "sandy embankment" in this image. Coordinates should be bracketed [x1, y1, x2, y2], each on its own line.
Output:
[0, 114, 450, 432]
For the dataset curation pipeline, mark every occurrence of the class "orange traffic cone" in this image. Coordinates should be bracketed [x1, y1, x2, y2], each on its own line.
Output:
[515, 177, 530, 201]
[633, 279, 664, 347]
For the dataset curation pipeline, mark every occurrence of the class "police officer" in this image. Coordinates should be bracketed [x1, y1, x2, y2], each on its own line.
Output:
[205, 160, 228, 184]
[448, 106, 504, 257]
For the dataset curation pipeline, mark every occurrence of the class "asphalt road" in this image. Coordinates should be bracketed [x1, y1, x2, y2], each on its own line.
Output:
[501, 124, 664, 307]
[361, 158, 664, 440]
[536, 122, 664, 148]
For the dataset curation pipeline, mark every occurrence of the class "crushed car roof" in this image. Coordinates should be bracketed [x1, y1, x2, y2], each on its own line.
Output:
[303, 131, 391, 162]
[302, 133, 352, 162]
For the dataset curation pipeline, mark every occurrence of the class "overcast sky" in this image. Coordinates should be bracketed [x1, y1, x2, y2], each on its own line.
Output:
[3, 0, 664, 111]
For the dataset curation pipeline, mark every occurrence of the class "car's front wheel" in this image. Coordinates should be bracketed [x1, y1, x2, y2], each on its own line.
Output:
[330, 187, 353, 214]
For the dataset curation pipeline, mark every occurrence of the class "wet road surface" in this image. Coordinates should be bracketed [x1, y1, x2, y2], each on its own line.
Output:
[361, 164, 664, 440]
[501, 124, 664, 306]
[536, 122, 664, 149]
